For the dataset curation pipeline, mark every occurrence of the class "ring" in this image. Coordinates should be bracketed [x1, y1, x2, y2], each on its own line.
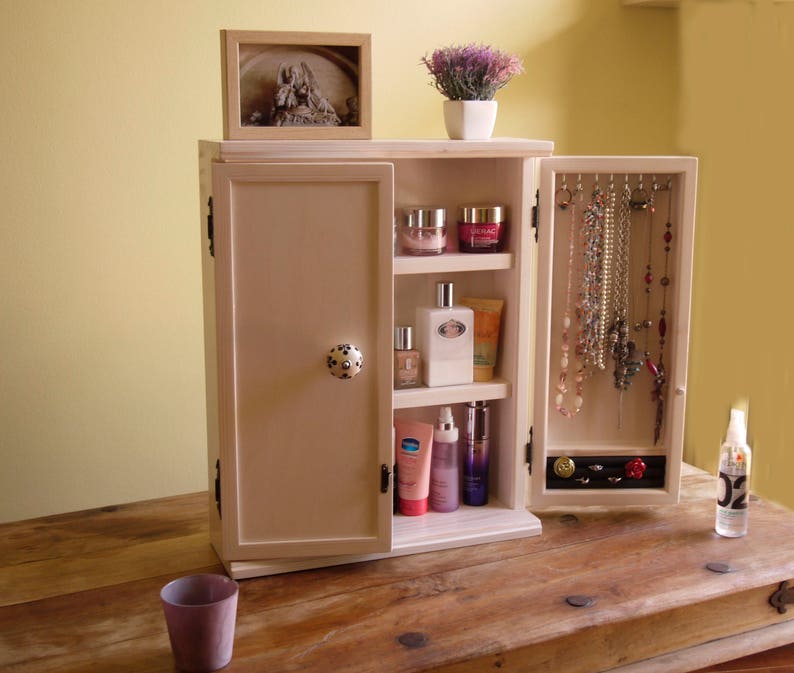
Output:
[588, 464, 604, 472]
[625, 457, 647, 480]
[576, 476, 590, 485]
[630, 187, 650, 210]
[553, 456, 576, 478]
[555, 187, 573, 210]
[608, 476, 622, 485]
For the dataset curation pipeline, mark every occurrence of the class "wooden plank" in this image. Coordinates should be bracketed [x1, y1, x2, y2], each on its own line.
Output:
[0, 532, 221, 607]
[2, 466, 793, 673]
[0, 492, 208, 567]
[0, 467, 702, 605]
[0, 572, 197, 669]
[612, 621, 794, 673]
[0, 492, 217, 607]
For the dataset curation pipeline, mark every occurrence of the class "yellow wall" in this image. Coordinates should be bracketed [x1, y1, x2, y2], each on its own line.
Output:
[678, 0, 794, 508]
[0, 0, 740, 523]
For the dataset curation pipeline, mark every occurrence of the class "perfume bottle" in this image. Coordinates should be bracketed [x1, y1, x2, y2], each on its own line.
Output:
[463, 400, 490, 506]
[415, 281, 474, 387]
[393, 326, 421, 389]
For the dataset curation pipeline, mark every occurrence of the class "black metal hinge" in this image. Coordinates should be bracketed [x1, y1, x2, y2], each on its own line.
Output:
[207, 196, 214, 257]
[380, 464, 390, 493]
[531, 189, 539, 242]
[214, 458, 221, 518]
[526, 426, 534, 474]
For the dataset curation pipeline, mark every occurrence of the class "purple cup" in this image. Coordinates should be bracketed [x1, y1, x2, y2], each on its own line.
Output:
[161, 574, 239, 673]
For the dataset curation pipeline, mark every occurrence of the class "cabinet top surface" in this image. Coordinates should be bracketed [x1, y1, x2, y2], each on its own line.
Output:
[203, 137, 554, 161]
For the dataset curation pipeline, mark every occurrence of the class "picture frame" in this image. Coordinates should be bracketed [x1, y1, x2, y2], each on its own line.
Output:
[222, 30, 372, 140]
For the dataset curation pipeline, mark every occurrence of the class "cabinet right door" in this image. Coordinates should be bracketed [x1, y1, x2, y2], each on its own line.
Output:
[532, 156, 697, 506]
[212, 161, 394, 559]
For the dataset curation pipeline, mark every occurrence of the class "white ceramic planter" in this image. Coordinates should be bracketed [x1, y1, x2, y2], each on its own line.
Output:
[443, 100, 498, 140]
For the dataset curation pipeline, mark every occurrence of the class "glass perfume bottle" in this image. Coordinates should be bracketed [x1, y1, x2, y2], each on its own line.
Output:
[393, 326, 421, 389]
[415, 282, 474, 387]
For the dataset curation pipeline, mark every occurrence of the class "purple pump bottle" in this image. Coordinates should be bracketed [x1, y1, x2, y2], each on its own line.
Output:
[463, 401, 490, 506]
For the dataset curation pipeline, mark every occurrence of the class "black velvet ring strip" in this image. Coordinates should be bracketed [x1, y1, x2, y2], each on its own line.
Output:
[546, 455, 666, 490]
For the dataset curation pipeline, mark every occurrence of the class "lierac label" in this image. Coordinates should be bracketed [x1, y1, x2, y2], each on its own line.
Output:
[437, 319, 467, 339]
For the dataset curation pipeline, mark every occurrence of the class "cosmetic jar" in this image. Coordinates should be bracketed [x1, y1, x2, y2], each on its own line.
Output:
[399, 207, 447, 256]
[457, 205, 506, 253]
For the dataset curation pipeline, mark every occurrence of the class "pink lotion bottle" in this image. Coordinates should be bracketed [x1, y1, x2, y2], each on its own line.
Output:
[429, 406, 460, 512]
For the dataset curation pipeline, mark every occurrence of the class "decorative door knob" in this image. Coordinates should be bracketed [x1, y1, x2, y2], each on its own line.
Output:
[326, 344, 364, 380]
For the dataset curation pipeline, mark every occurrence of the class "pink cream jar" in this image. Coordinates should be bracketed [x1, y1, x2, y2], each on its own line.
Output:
[457, 205, 506, 253]
[399, 207, 447, 256]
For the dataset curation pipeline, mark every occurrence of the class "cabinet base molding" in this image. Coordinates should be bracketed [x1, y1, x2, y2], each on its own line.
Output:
[223, 504, 541, 579]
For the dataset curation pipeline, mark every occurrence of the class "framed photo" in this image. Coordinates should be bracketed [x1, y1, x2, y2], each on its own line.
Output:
[222, 30, 372, 140]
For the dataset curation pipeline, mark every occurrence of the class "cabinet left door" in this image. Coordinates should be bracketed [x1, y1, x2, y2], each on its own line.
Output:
[209, 161, 394, 561]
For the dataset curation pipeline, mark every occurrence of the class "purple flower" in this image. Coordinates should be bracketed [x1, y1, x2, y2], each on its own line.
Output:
[421, 43, 524, 100]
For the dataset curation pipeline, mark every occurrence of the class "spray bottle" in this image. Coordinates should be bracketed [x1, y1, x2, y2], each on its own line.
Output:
[715, 408, 752, 537]
[429, 406, 459, 512]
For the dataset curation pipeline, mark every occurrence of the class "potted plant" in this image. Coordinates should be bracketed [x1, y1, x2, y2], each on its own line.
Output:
[421, 43, 524, 140]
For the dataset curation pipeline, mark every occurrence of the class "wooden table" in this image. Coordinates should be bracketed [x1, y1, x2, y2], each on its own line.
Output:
[2, 464, 794, 673]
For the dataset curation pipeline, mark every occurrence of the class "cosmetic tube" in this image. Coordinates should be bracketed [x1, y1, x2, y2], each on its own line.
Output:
[394, 418, 434, 516]
[460, 297, 504, 382]
[463, 401, 490, 506]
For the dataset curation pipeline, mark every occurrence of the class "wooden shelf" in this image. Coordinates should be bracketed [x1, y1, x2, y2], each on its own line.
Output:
[393, 252, 513, 275]
[229, 501, 541, 578]
[393, 378, 511, 409]
[393, 502, 540, 553]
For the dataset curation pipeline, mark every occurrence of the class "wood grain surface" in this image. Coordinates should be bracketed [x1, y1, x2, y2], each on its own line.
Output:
[2, 466, 793, 673]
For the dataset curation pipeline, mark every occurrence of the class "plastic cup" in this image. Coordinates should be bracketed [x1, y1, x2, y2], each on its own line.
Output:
[160, 573, 239, 673]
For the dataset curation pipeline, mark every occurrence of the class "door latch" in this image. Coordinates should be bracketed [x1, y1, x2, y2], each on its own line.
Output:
[207, 196, 214, 257]
[214, 459, 221, 518]
[770, 580, 794, 614]
[531, 188, 539, 242]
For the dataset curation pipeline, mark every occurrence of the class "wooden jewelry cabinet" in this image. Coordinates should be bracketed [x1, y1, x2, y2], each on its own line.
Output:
[198, 139, 697, 578]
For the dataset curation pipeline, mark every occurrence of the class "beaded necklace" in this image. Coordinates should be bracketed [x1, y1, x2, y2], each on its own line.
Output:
[652, 178, 674, 444]
[554, 178, 585, 418]
[639, 180, 657, 376]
